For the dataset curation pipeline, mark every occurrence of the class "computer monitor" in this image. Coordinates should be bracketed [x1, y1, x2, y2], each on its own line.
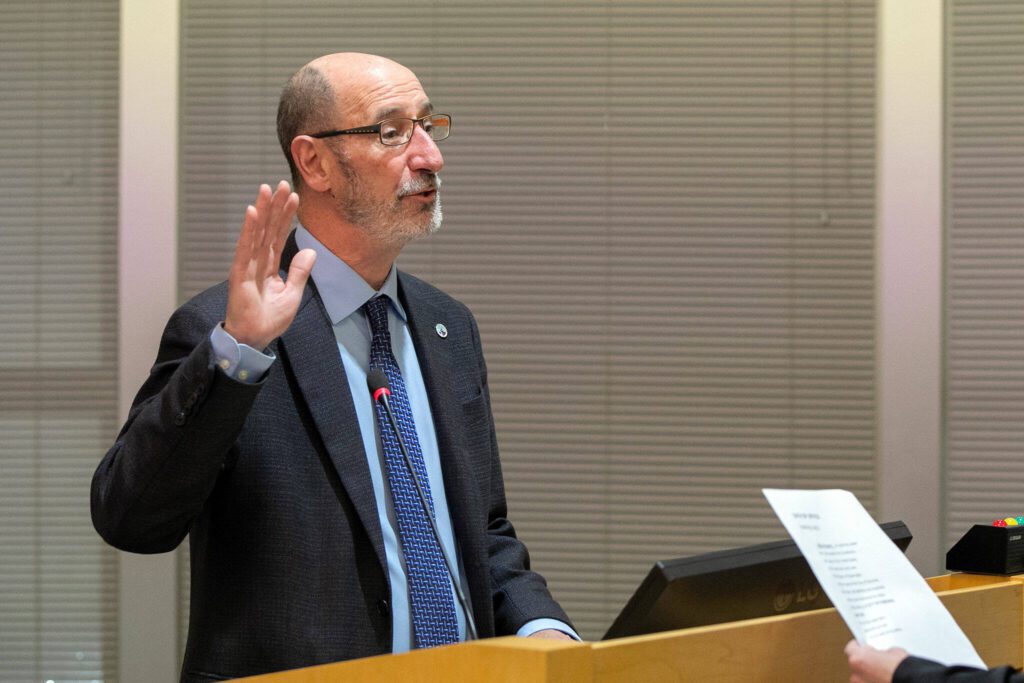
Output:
[603, 520, 912, 640]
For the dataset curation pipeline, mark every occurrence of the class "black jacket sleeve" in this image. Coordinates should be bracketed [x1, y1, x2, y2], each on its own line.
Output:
[896, 656, 1024, 683]
[90, 287, 261, 553]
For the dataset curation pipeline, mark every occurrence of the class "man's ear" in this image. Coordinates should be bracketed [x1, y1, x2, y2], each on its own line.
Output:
[291, 136, 333, 192]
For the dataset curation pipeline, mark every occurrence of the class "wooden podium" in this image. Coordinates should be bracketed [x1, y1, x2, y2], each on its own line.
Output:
[235, 574, 1024, 682]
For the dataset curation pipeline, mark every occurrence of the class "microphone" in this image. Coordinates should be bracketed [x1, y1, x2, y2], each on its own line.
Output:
[366, 369, 479, 642]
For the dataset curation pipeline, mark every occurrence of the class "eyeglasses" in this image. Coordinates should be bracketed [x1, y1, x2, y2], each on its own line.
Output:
[308, 113, 452, 147]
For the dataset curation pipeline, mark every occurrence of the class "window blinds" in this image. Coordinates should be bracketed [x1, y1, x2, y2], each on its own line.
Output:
[0, 2, 119, 680]
[179, 0, 875, 641]
[945, 2, 1024, 545]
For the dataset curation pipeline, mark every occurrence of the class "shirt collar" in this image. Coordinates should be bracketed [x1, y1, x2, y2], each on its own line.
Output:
[295, 225, 406, 325]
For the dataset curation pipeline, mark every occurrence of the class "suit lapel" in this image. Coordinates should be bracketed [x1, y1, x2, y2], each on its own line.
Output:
[277, 262, 388, 577]
[399, 275, 490, 618]
[277, 234, 492, 627]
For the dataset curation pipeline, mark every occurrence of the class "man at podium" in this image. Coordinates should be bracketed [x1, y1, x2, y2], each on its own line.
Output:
[92, 52, 576, 682]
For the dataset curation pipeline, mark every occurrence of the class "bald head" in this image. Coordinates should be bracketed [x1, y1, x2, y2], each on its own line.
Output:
[276, 53, 424, 188]
[306, 52, 418, 95]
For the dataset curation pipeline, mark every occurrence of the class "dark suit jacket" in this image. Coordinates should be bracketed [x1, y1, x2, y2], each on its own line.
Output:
[91, 236, 572, 682]
[896, 657, 1023, 683]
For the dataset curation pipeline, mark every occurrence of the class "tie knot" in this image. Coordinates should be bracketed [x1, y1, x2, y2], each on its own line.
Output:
[363, 296, 390, 339]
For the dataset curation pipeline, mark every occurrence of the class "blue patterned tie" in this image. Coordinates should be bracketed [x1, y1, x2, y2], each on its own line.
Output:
[362, 295, 460, 648]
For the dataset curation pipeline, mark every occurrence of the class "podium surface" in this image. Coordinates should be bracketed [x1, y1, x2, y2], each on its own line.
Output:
[235, 574, 1024, 682]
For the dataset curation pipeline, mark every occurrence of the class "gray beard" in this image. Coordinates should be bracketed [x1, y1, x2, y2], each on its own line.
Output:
[344, 188, 442, 246]
[332, 148, 443, 246]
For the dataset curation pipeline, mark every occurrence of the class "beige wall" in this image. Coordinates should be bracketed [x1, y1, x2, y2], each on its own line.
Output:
[875, 0, 944, 575]
[119, 1, 179, 681]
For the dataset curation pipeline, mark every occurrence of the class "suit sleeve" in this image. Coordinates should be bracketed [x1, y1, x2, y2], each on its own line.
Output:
[466, 310, 575, 635]
[91, 296, 264, 554]
[896, 657, 1024, 683]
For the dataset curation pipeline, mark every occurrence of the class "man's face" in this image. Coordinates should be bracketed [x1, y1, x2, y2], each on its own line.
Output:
[325, 68, 445, 247]
[328, 138, 442, 246]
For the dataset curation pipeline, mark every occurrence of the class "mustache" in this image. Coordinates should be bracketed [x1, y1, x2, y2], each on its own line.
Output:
[398, 174, 441, 197]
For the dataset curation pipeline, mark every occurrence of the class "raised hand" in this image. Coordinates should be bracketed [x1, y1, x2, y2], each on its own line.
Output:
[224, 181, 316, 350]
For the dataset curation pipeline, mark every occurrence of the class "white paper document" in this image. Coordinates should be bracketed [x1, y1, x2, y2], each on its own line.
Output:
[762, 488, 985, 669]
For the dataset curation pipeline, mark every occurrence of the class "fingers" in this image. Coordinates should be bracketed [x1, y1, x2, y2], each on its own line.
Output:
[250, 183, 274, 258]
[230, 181, 297, 284]
[285, 248, 317, 294]
[527, 629, 574, 641]
[267, 180, 297, 235]
[844, 641, 906, 683]
[224, 182, 304, 349]
[259, 181, 299, 277]
[282, 191, 300, 235]
[232, 184, 270, 271]
[233, 203, 257, 266]
[846, 641, 870, 680]
[268, 183, 300, 272]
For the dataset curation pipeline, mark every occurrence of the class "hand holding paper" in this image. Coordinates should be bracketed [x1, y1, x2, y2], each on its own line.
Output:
[763, 488, 985, 669]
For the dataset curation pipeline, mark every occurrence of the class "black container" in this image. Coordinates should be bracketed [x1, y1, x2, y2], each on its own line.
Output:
[946, 524, 1024, 575]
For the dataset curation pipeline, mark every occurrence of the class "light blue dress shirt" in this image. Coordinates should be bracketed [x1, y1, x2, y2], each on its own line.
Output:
[210, 225, 577, 650]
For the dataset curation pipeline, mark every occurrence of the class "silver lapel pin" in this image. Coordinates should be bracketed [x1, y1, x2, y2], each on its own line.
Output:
[435, 323, 448, 339]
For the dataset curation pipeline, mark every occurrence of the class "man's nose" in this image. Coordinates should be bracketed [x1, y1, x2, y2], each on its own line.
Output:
[406, 125, 444, 174]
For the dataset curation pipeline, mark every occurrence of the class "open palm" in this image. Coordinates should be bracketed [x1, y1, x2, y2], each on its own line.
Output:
[224, 181, 316, 350]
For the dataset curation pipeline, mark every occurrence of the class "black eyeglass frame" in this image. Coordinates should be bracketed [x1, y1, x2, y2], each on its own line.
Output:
[307, 113, 452, 147]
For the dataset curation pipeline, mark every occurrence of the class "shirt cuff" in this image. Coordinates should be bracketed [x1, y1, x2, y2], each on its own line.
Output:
[210, 323, 275, 383]
[516, 618, 581, 641]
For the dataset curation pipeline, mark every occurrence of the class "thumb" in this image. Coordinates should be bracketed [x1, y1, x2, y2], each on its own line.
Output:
[286, 248, 317, 290]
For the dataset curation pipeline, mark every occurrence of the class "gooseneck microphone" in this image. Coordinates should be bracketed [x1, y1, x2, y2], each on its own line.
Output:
[367, 369, 479, 642]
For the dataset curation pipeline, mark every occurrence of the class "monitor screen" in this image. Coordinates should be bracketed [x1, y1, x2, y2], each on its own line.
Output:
[603, 520, 912, 640]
